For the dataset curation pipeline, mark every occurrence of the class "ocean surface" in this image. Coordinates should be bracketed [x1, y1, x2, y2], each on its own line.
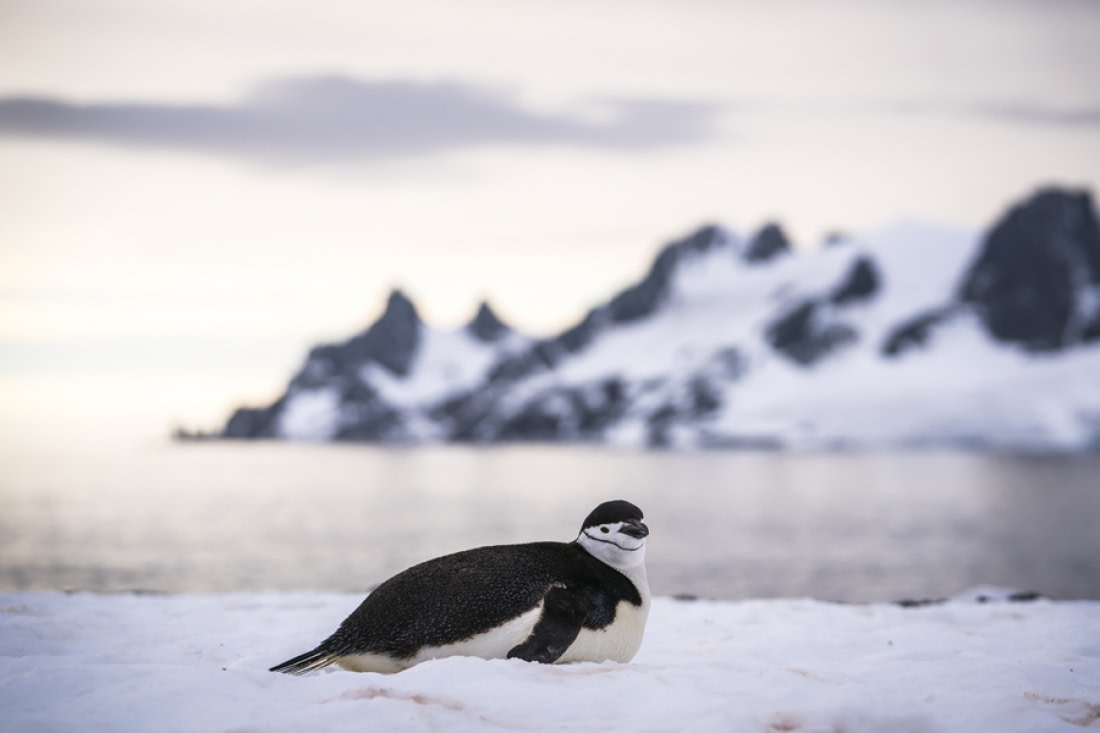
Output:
[1, 442, 1098, 602]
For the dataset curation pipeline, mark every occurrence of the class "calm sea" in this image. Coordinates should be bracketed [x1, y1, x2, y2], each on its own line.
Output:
[1, 442, 1097, 602]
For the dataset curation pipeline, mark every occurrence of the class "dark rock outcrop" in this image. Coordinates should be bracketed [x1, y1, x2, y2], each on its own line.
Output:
[467, 301, 511, 342]
[435, 376, 632, 444]
[495, 379, 631, 442]
[881, 307, 959, 358]
[646, 377, 724, 447]
[766, 300, 857, 366]
[303, 289, 421, 382]
[743, 223, 791, 264]
[765, 254, 876, 366]
[959, 188, 1100, 351]
[830, 256, 880, 306]
[608, 224, 726, 323]
[223, 399, 284, 439]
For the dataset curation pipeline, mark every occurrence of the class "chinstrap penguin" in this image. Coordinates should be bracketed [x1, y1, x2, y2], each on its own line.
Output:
[270, 499, 650, 674]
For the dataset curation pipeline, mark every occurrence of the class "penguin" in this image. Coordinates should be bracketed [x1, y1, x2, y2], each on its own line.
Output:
[270, 499, 650, 674]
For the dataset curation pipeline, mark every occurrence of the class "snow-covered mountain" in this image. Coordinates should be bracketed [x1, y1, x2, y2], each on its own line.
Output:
[223, 296, 532, 441]
[221, 187, 1100, 451]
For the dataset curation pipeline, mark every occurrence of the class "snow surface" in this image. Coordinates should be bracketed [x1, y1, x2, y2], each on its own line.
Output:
[3, 589, 1098, 732]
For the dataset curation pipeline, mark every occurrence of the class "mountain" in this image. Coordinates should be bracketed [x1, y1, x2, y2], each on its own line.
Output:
[220, 187, 1100, 451]
[223, 294, 531, 441]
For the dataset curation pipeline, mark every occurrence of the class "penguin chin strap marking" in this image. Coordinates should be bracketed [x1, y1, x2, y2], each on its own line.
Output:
[582, 530, 642, 551]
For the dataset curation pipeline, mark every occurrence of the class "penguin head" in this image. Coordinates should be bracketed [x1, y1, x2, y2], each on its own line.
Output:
[576, 500, 648, 569]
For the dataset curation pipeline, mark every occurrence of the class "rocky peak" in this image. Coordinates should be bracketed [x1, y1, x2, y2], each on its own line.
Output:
[959, 187, 1100, 351]
[356, 289, 422, 375]
[302, 288, 422, 382]
[743, 222, 791, 264]
[466, 301, 511, 342]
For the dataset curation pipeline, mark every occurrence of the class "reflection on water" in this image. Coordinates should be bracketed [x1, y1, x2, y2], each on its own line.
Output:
[1, 443, 1098, 602]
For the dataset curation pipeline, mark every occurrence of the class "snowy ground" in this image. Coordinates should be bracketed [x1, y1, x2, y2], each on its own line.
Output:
[2, 590, 1099, 732]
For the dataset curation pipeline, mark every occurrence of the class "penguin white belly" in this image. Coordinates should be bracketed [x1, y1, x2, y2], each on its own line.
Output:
[336, 604, 544, 673]
[556, 599, 649, 664]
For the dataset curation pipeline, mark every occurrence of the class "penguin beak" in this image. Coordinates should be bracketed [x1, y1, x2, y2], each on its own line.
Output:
[620, 519, 649, 539]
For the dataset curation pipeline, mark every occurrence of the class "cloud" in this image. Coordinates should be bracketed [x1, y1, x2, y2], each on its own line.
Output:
[0, 76, 718, 163]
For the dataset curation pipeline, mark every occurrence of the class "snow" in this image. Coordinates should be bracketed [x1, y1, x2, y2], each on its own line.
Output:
[2, 589, 1098, 732]
[843, 219, 977, 332]
[278, 387, 341, 441]
[363, 327, 530, 410]
[714, 311, 1100, 451]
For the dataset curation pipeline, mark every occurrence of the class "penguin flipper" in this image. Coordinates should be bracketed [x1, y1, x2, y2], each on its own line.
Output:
[507, 585, 590, 664]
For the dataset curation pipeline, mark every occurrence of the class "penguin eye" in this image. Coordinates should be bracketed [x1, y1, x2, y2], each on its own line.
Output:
[600, 526, 610, 534]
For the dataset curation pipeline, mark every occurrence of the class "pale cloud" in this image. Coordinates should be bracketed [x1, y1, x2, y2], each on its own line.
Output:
[0, 75, 719, 164]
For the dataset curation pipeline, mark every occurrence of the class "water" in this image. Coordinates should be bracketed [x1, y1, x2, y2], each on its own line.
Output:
[1, 442, 1098, 602]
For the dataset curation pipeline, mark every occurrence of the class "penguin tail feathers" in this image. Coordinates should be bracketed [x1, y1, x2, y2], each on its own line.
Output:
[269, 646, 338, 675]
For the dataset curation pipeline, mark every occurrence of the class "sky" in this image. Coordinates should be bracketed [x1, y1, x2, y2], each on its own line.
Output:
[1, 0, 1099, 440]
